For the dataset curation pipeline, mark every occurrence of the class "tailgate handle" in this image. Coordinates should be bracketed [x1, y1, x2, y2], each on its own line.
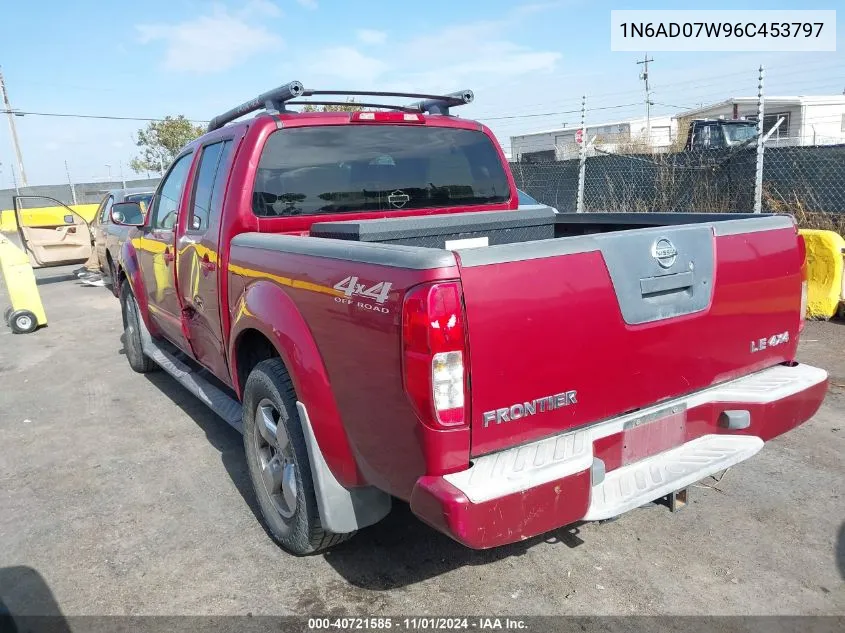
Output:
[640, 271, 694, 298]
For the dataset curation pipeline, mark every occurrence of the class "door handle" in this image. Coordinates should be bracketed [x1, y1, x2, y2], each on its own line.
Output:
[163, 248, 174, 264]
[640, 271, 694, 298]
[200, 254, 216, 274]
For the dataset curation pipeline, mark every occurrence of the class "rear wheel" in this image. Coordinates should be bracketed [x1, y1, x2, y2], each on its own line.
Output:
[9, 310, 38, 334]
[242, 358, 353, 555]
[120, 281, 156, 373]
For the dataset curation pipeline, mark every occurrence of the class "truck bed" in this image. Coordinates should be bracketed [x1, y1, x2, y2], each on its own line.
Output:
[232, 210, 804, 464]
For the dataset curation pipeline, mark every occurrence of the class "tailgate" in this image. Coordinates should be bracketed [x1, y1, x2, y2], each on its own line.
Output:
[455, 215, 804, 456]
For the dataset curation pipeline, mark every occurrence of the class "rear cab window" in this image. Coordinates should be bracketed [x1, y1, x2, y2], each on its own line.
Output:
[252, 125, 510, 217]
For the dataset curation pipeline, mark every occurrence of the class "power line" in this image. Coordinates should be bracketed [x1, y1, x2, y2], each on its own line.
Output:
[479, 102, 644, 121]
[470, 59, 845, 120]
[652, 101, 695, 110]
[0, 109, 208, 123]
[1, 105, 653, 124]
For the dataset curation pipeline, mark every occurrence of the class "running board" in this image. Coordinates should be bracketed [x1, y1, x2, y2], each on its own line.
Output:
[584, 434, 764, 521]
[138, 323, 243, 433]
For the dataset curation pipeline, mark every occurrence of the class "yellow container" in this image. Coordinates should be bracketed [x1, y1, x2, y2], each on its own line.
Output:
[0, 233, 47, 333]
[799, 229, 845, 320]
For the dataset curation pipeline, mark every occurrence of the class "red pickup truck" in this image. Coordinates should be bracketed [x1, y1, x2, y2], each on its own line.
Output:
[112, 82, 828, 556]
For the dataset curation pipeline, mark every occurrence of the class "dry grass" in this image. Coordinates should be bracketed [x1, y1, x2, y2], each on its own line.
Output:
[763, 187, 845, 234]
[584, 152, 739, 214]
[594, 132, 656, 155]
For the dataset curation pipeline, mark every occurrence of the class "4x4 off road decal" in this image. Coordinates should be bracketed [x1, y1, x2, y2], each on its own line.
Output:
[333, 276, 393, 314]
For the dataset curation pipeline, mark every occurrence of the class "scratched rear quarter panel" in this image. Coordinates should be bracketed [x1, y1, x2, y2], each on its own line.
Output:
[228, 242, 462, 498]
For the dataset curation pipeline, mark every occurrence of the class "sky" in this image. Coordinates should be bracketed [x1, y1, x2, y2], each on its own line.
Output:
[0, 0, 842, 186]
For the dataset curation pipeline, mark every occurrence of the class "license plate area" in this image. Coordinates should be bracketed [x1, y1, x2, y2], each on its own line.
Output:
[620, 405, 687, 467]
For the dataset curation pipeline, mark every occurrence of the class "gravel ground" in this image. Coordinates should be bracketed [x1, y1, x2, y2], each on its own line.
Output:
[1, 265, 843, 619]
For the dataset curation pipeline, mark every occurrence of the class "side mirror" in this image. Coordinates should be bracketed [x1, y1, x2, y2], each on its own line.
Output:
[63, 214, 75, 225]
[111, 202, 145, 227]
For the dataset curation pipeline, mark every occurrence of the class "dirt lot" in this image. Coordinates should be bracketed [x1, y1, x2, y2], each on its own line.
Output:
[1, 266, 844, 617]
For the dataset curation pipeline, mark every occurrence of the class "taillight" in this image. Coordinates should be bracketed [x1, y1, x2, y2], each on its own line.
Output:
[402, 281, 468, 428]
[798, 233, 808, 330]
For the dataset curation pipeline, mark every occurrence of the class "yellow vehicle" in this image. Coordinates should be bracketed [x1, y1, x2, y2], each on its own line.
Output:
[0, 196, 96, 333]
[11, 196, 96, 269]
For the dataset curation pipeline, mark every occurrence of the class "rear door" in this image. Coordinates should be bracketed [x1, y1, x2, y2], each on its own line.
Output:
[175, 137, 237, 383]
[137, 152, 195, 350]
[455, 217, 804, 456]
[13, 196, 93, 268]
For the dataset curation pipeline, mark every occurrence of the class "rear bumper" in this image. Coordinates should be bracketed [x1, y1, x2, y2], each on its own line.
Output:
[409, 363, 828, 549]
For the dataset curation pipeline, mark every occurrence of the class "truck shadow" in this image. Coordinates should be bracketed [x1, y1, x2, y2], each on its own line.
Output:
[837, 522, 845, 580]
[140, 371, 266, 527]
[0, 565, 71, 631]
[128, 349, 589, 587]
[322, 507, 587, 590]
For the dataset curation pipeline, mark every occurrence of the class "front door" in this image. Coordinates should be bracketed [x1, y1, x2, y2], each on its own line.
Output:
[175, 138, 236, 384]
[137, 152, 194, 350]
[13, 196, 93, 268]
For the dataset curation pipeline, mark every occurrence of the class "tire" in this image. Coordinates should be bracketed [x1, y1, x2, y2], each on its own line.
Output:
[242, 358, 353, 555]
[120, 281, 157, 373]
[108, 257, 119, 298]
[9, 310, 38, 334]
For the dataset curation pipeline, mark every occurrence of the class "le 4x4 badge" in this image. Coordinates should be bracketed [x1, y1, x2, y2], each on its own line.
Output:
[333, 276, 393, 304]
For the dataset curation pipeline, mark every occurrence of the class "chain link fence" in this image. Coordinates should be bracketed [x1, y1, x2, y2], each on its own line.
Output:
[759, 139, 845, 232]
[511, 141, 845, 225]
[0, 178, 161, 211]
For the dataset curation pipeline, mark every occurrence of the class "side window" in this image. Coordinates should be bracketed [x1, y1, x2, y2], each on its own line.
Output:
[149, 153, 193, 230]
[101, 196, 114, 224]
[695, 124, 717, 149]
[94, 195, 110, 225]
[189, 140, 232, 232]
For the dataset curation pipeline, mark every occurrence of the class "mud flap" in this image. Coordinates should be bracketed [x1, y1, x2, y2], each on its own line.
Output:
[296, 402, 391, 534]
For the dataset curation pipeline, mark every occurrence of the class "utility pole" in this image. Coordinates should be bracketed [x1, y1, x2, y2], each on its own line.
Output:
[637, 54, 654, 142]
[0, 66, 28, 186]
[65, 160, 77, 205]
[10, 159, 19, 195]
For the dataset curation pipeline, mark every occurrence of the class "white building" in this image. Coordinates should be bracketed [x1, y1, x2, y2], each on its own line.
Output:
[510, 116, 676, 162]
[676, 96, 845, 147]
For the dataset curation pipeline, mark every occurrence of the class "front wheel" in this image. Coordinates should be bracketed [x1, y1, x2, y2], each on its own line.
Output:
[108, 257, 119, 298]
[120, 281, 156, 373]
[242, 358, 353, 555]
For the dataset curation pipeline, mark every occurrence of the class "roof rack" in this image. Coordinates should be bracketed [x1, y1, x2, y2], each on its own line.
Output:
[206, 82, 474, 132]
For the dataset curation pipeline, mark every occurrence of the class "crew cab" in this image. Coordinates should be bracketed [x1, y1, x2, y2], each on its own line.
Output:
[111, 82, 828, 555]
